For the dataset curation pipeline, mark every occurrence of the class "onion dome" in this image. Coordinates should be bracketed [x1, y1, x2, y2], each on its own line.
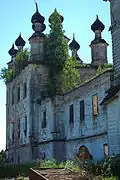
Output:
[32, 23, 46, 32]
[8, 44, 18, 57]
[15, 34, 26, 47]
[31, 3, 45, 24]
[49, 8, 64, 24]
[69, 34, 80, 51]
[91, 15, 105, 32]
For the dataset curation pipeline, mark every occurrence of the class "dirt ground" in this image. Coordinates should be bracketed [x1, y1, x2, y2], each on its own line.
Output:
[37, 168, 88, 180]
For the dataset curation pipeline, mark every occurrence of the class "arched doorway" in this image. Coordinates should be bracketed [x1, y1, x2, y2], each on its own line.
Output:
[77, 145, 93, 160]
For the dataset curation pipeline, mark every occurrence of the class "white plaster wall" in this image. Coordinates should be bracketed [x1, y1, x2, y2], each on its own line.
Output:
[35, 99, 54, 142]
[107, 91, 120, 156]
[63, 71, 111, 160]
[66, 135, 107, 160]
[37, 142, 53, 160]
[64, 71, 111, 140]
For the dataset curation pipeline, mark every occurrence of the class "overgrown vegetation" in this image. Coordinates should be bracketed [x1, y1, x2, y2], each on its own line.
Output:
[1, 156, 120, 179]
[61, 56, 80, 92]
[15, 49, 29, 74]
[0, 67, 14, 83]
[45, 9, 80, 97]
[0, 49, 29, 83]
[45, 9, 68, 67]
[0, 150, 6, 165]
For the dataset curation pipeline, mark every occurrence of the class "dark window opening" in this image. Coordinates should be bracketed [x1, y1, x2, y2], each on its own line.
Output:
[18, 119, 20, 139]
[17, 86, 20, 102]
[92, 94, 99, 120]
[69, 104, 74, 124]
[24, 116, 27, 136]
[42, 111, 47, 128]
[12, 123, 15, 143]
[12, 89, 14, 105]
[80, 100, 85, 124]
[104, 144, 108, 158]
[23, 82, 27, 98]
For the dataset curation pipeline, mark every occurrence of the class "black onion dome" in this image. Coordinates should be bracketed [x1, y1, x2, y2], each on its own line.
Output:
[91, 15, 105, 32]
[49, 8, 64, 23]
[8, 44, 18, 56]
[15, 34, 26, 47]
[31, 3, 45, 24]
[32, 23, 46, 32]
[69, 34, 80, 50]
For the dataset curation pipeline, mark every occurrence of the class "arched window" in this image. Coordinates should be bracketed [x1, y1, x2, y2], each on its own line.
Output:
[77, 145, 93, 160]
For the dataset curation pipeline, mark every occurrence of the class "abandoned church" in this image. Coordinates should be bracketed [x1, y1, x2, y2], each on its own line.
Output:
[5, 0, 120, 164]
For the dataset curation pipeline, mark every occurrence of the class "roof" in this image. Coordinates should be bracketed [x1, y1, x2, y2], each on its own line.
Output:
[7, 60, 13, 65]
[8, 44, 18, 57]
[69, 34, 80, 50]
[90, 38, 109, 46]
[49, 8, 64, 24]
[91, 15, 105, 32]
[100, 84, 120, 105]
[29, 32, 45, 41]
[15, 34, 26, 47]
[64, 68, 112, 96]
[31, 3, 45, 24]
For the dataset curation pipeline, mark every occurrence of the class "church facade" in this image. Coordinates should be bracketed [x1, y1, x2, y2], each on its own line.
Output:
[5, 0, 120, 164]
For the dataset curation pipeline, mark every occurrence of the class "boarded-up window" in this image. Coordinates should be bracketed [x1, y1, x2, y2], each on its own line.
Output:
[80, 100, 85, 124]
[92, 94, 98, 119]
[42, 111, 47, 128]
[104, 144, 108, 158]
[69, 104, 74, 124]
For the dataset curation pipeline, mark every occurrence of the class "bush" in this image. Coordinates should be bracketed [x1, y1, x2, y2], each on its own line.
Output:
[39, 159, 59, 168]
[0, 163, 34, 178]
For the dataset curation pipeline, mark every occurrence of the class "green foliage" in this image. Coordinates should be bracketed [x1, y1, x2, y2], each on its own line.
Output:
[0, 49, 29, 83]
[0, 159, 118, 179]
[61, 56, 80, 92]
[104, 63, 113, 69]
[97, 65, 103, 74]
[0, 67, 14, 83]
[64, 160, 81, 171]
[45, 9, 68, 67]
[0, 150, 6, 165]
[39, 159, 59, 168]
[44, 9, 70, 97]
[16, 49, 29, 73]
[0, 163, 34, 178]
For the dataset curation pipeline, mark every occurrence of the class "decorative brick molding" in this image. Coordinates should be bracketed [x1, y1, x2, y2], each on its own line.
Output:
[29, 168, 48, 180]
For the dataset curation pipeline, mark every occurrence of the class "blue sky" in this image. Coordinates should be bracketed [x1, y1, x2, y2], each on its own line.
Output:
[0, 0, 111, 150]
